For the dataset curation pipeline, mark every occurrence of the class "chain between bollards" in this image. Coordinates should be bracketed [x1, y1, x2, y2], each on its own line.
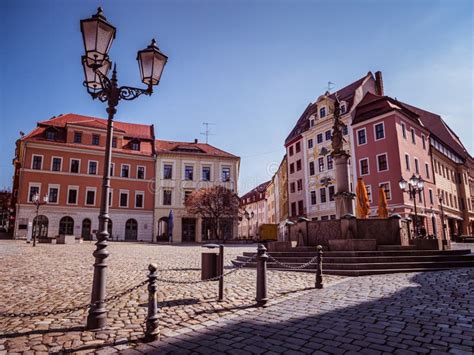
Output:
[256, 243, 268, 306]
[315, 245, 323, 289]
[144, 263, 159, 342]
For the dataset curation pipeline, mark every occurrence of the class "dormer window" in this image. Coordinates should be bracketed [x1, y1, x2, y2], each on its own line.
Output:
[319, 107, 326, 118]
[45, 129, 57, 140]
[92, 134, 100, 145]
[340, 103, 346, 114]
[74, 132, 82, 143]
[112, 137, 117, 148]
[130, 140, 140, 151]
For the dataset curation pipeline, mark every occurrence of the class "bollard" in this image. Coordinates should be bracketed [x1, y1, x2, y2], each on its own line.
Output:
[315, 245, 323, 289]
[218, 244, 224, 302]
[256, 243, 268, 306]
[144, 263, 159, 342]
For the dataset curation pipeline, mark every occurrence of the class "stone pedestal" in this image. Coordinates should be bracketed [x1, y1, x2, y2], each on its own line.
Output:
[333, 153, 354, 219]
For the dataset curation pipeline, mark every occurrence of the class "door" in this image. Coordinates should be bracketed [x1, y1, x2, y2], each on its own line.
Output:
[182, 218, 196, 242]
[33, 215, 48, 239]
[125, 219, 138, 241]
[82, 219, 92, 240]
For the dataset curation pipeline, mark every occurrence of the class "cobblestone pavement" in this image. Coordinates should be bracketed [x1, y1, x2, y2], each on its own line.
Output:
[0, 240, 344, 354]
[130, 268, 474, 355]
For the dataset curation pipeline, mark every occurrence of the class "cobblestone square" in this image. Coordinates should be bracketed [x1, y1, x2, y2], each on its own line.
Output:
[0, 240, 344, 353]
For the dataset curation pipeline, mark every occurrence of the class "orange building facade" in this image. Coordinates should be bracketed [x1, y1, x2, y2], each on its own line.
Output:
[12, 114, 156, 242]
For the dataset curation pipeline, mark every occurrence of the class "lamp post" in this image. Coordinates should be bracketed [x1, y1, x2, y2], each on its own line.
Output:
[243, 209, 254, 239]
[32, 193, 48, 247]
[399, 174, 424, 237]
[80, 7, 167, 330]
[438, 195, 447, 241]
[430, 207, 438, 238]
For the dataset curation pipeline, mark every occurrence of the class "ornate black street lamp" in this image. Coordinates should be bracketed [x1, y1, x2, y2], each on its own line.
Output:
[80, 7, 167, 330]
[399, 174, 424, 237]
[243, 209, 254, 239]
[32, 193, 48, 247]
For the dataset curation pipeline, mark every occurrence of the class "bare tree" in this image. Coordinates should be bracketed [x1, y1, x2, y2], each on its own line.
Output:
[185, 186, 240, 240]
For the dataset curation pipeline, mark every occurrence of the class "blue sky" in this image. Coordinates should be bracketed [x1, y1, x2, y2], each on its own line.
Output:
[1, 0, 472, 193]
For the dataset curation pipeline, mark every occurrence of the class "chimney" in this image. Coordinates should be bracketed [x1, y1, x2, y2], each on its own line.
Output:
[194, 138, 198, 144]
[375, 71, 384, 96]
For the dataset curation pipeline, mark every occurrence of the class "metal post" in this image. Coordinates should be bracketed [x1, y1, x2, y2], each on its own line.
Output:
[86, 67, 119, 330]
[145, 263, 159, 342]
[256, 243, 268, 306]
[439, 197, 447, 241]
[218, 244, 224, 302]
[412, 188, 418, 237]
[33, 203, 39, 247]
[315, 245, 323, 289]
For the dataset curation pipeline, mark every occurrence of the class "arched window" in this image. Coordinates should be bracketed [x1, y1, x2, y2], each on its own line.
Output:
[33, 215, 48, 238]
[125, 219, 138, 240]
[59, 216, 74, 235]
[82, 219, 92, 240]
[319, 107, 326, 118]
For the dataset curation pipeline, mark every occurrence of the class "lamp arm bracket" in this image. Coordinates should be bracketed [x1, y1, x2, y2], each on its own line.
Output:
[118, 85, 152, 101]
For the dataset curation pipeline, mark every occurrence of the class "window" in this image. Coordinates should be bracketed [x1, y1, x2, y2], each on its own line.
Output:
[311, 191, 316, 205]
[321, 216, 329, 221]
[74, 132, 82, 143]
[298, 200, 304, 215]
[202, 166, 211, 181]
[379, 182, 391, 200]
[308, 139, 313, 149]
[184, 190, 193, 203]
[290, 163, 295, 174]
[119, 190, 129, 208]
[28, 184, 40, 202]
[422, 135, 426, 149]
[70, 159, 80, 173]
[425, 163, 430, 179]
[289, 146, 294, 156]
[108, 190, 113, 207]
[357, 129, 366, 145]
[342, 125, 348, 135]
[325, 130, 331, 141]
[131, 141, 140, 151]
[32, 155, 43, 170]
[135, 192, 144, 208]
[359, 158, 369, 175]
[340, 104, 346, 114]
[51, 157, 62, 172]
[112, 137, 117, 148]
[163, 190, 172, 205]
[460, 198, 465, 211]
[377, 154, 388, 172]
[163, 164, 173, 179]
[92, 134, 100, 145]
[67, 187, 78, 205]
[85, 188, 96, 206]
[137, 166, 145, 180]
[222, 167, 231, 182]
[296, 160, 302, 171]
[297, 179, 302, 191]
[414, 158, 419, 174]
[411, 128, 416, 144]
[185, 165, 194, 180]
[291, 202, 297, 216]
[290, 182, 296, 193]
[405, 154, 410, 171]
[48, 185, 59, 204]
[88, 161, 98, 175]
[318, 157, 324, 172]
[110, 163, 115, 176]
[329, 186, 335, 201]
[428, 189, 433, 204]
[295, 142, 301, 153]
[366, 185, 372, 202]
[327, 155, 333, 170]
[317, 134, 323, 144]
[374, 123, 385, 140]
[319, 107, 326, 118]
[320, 188, 327, 203]
[121, 164, 130, 178]
[309, 161, 315, 176]
[59, 217, 74, 235]
[46, 130, 56, 140]
[401, 122, 406, 139]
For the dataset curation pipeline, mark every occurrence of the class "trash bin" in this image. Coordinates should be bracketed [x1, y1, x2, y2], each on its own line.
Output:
[201, 252, 218, 280]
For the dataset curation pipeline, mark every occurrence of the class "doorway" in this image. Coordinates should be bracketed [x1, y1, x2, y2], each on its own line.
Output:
[182, 218, 196, 242]
[82, 219, 92, 240]
[125, 219, 138, 241]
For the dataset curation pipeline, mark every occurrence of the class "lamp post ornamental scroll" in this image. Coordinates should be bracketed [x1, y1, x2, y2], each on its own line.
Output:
[80, 7, 168, 330]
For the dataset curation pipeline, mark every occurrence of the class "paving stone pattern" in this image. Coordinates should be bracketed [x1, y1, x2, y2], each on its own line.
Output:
[0, 240, 343, 354]
[131, 268, 474, 355]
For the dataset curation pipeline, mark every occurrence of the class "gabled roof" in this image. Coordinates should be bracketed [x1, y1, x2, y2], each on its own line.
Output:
[353, 92, 421, 126]
[240, 180, 271, 202]
[285, 72, 372, 145]
[155, 140, 239, 159]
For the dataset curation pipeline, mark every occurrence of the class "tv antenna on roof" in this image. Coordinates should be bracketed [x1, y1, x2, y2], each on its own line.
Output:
[200, 122, 215, 144]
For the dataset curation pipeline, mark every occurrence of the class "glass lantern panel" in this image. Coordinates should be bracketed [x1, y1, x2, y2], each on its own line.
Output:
[139, 51, 154, 85]
[96, 21, 115, 56]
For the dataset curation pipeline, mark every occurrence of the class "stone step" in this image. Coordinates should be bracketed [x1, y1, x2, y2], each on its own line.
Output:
[236, 254, 474, 264]
[377, 245, 418, 251]
[243, 249, 471, 258]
